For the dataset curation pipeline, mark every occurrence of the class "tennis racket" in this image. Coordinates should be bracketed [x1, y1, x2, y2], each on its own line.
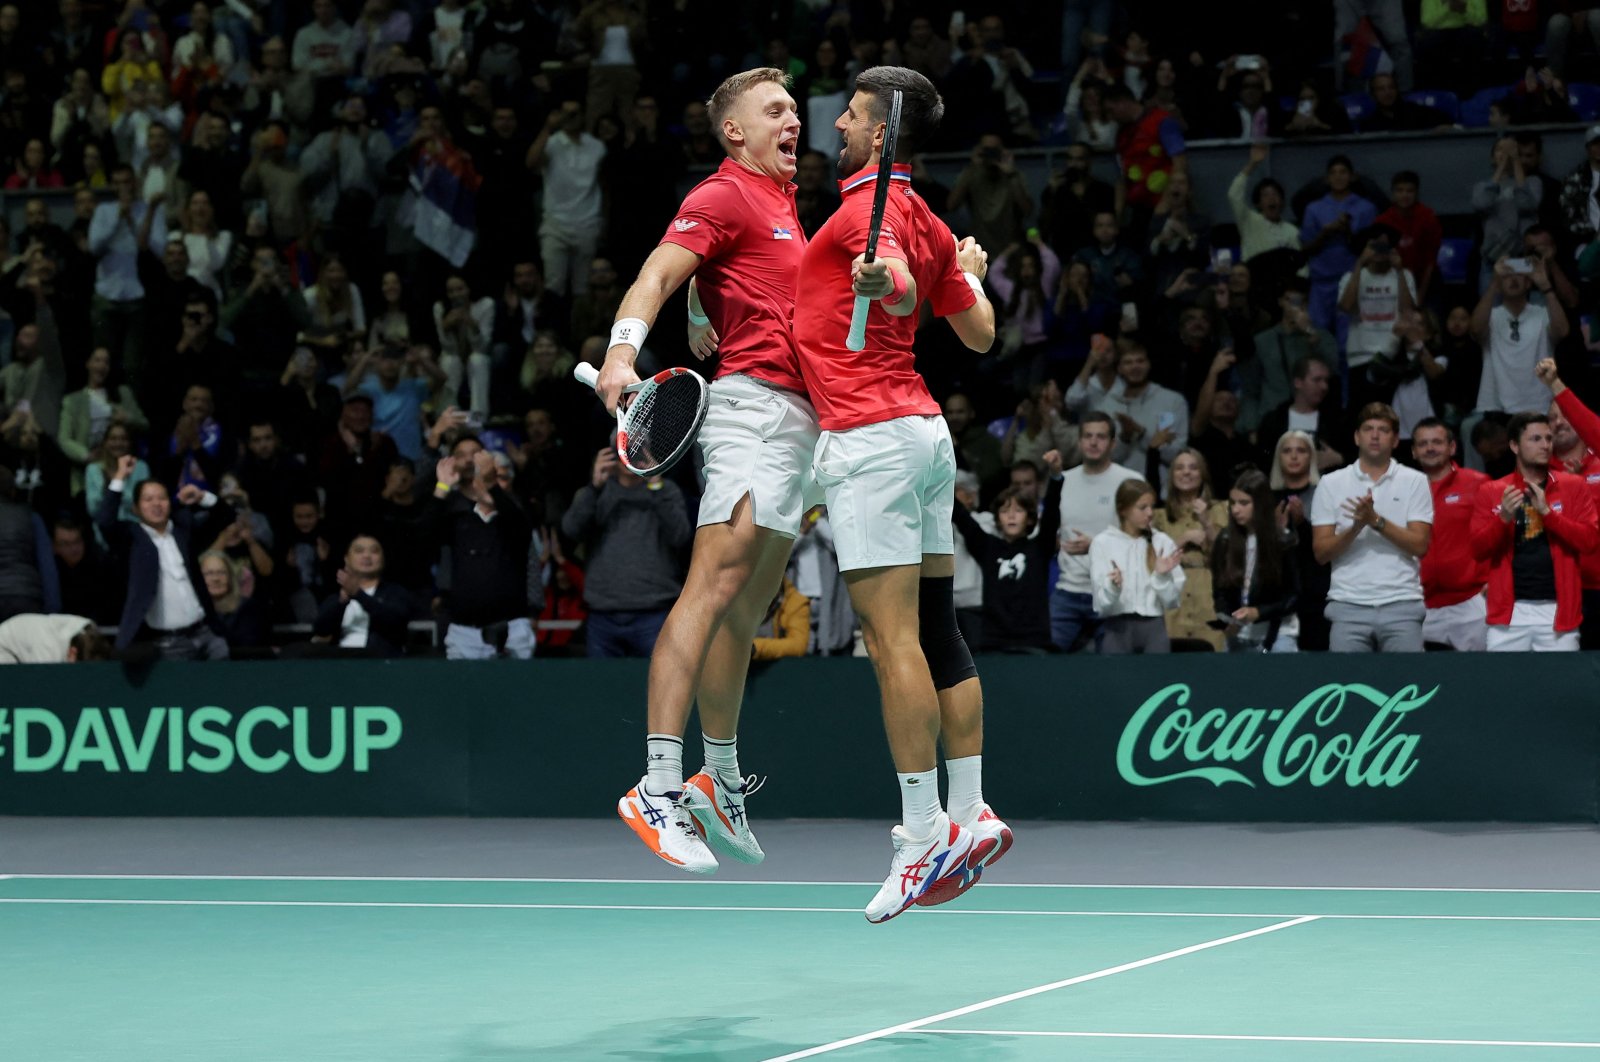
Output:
[845, 88, 904, 352]
[573, 362, 709, 476]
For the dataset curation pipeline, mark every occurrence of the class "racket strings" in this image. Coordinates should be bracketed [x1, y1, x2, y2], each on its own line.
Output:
[623, 375, 703, 472]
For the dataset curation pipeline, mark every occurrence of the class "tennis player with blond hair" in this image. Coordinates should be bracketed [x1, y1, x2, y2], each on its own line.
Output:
[596, 68, 817, 874]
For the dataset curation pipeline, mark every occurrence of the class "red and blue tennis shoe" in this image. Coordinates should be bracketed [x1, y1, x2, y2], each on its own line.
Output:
[863, 812, 979, 924]
[914, 803, 1013, 908]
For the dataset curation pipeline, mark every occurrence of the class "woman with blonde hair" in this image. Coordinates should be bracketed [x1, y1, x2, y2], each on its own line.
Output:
[1090, 478, 1185, 654]
[200, 550, 265, 649]
[1152, 447, 1228, 648]
[1271, 428, 1331, 650]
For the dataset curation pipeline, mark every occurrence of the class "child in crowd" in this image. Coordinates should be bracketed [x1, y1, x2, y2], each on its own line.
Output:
[1090, 478, 1184, 653]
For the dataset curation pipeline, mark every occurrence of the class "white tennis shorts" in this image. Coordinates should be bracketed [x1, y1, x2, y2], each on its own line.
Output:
[1422, 595, 1487, 652]
[696, 373, 822, 537]
[813, 414, 956, 572]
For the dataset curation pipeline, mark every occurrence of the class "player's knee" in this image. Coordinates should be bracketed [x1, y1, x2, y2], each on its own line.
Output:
[919, 575, 977, 691]
[687, 555, 759, 614]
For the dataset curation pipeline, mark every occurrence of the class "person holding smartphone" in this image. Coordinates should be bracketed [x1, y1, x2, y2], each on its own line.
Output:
[1469, 254, 1567, 438]
[1473, 137, 1540, 292]
[1094, 341, 1188, 488]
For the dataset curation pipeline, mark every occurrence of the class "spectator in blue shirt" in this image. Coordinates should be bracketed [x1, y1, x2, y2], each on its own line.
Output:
[1298, 155, 1377, 338]
[344, 343, 446, 461]
[87, 163, 166, 397]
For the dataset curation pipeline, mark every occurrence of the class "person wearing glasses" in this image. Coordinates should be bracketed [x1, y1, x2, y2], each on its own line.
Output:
[1468, 254, 1568, 444]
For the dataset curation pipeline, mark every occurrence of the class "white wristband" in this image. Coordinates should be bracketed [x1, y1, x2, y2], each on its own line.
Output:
[963, 272, 986, 296]
[609, 317, 649, 354]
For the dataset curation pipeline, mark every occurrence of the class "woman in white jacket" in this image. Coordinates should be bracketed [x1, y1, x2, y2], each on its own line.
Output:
[1090, 478, 1184, 653]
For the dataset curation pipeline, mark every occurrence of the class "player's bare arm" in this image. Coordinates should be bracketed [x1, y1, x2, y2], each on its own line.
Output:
[948, 235, 996, 351]
[597, 242, 704, 412]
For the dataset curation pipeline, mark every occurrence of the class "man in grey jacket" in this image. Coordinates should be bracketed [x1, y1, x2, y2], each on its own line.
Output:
[561, 443, 690, 657]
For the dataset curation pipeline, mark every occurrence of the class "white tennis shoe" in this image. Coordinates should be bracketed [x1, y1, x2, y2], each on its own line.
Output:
[617, 778, 717, 875]
[915, 804, 1013, 908]
[682, 771, 766, 864]
[864, 813, 976, 924]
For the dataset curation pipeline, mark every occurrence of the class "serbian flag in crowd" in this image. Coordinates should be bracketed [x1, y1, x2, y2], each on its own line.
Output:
[410, 140, 482, 268]
[1344, 16, 1395, 79]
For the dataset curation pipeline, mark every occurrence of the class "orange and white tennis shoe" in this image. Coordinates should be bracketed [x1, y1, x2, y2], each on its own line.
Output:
[915, 804, 1013, 908]
[682, 771, 766, 864]
[864, 813, 976, 924]
[617, 777, 717, 874]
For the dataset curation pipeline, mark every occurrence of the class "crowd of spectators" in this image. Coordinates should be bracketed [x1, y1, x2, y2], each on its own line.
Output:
[1, 0, 1600, 662]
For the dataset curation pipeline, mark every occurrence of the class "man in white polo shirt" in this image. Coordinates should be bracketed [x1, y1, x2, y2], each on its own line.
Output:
[1311, 402, 1434, 651]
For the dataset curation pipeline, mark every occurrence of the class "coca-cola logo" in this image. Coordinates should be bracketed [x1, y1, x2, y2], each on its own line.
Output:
[1116, 683, 1431, 788]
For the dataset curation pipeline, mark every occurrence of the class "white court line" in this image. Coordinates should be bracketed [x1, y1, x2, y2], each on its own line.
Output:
[759, 916, 1318, 1062]
[4, 874, 1600, 894]
[923, 1030, 1600, 1050]
[0, 898, 1596, 922]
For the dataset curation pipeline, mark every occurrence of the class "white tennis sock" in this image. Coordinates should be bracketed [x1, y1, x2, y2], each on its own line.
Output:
[702, 734, 741, 787]
[898, 770, 941, 839]
[645, 734, 684, 795]
[945, 756, 984, 825]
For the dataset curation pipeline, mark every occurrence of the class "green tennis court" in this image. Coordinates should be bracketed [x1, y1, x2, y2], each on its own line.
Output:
[4, 872, 1597, 1060]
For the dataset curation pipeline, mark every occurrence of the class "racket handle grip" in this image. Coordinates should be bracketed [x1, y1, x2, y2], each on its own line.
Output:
[573, 362, 600, 389]
[846, 295, 871, 351]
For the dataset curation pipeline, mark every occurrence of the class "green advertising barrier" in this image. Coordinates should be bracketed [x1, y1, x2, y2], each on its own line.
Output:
[1, 655, 1596, 820]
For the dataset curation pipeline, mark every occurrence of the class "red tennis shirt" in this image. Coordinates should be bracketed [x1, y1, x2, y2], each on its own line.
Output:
[1420, 464, 1490, 608]
[658, 158, 807, 392]
[1553, 388, 1600, 589]
[793, 163, 977, 431]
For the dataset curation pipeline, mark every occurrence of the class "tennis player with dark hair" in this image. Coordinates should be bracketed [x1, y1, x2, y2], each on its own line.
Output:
[595, 69, 814, 874]
[792, 66, 1005, 922]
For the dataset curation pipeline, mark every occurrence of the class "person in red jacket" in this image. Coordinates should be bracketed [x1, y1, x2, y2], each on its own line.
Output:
[1375, 171, 1442, 304]
[1535, 357, 1600, 647]
[1413, 418, 1489, 650]
[1470, 411, 1600, 651]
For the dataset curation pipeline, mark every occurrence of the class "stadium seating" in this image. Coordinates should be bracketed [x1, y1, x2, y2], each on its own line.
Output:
[1406, 90, 1461, 123]
[1437, 237, 1474, 287]
[1339, 93, 1376, 126]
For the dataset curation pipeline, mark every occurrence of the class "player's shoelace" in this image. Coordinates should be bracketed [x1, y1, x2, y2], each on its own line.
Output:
[665, 795, 701, 841]
[735, 774, 766, 798]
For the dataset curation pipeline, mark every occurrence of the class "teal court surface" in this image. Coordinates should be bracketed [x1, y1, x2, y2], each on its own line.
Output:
[3, 820, 1599, 1060]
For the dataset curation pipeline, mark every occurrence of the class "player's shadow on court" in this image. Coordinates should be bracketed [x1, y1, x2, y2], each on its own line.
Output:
[453, 1016, 801, 1060]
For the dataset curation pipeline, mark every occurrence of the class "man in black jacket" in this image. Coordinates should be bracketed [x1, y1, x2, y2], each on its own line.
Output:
[428, 442, 533, 658]
[0, 464, 60, 622]
[311, 533, 417, 656]
[96, 453, 231, 658]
